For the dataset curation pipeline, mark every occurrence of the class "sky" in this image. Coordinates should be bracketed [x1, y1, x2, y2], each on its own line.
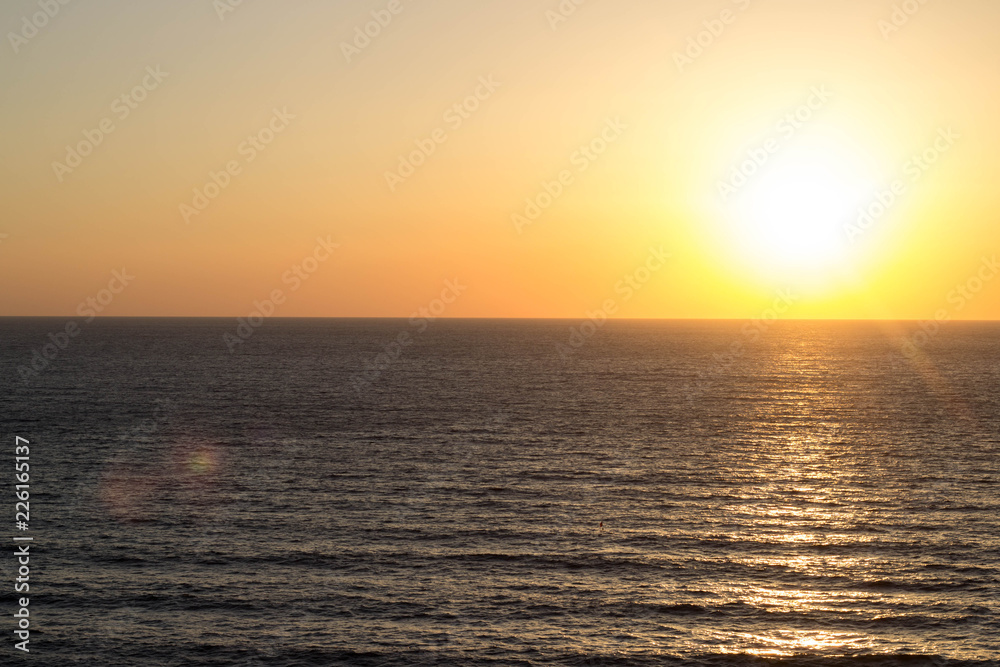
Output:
[2, 0, 999, 319]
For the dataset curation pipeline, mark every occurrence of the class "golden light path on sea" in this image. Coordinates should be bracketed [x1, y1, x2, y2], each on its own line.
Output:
[684, 363, 888, 658]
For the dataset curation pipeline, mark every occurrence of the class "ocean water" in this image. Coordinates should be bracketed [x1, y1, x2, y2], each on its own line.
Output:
[2, 318, 999, 666]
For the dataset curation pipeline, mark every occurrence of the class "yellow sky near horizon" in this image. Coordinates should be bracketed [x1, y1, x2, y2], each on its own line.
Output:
[1, 0, 999, 319]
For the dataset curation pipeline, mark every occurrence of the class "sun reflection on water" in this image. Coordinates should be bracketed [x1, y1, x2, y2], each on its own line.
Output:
[698, 351, 894, 658]
[715, 630, 875, 657]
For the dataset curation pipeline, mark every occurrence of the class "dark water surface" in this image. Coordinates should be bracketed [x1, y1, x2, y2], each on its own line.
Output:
[2, 318, 998, 666]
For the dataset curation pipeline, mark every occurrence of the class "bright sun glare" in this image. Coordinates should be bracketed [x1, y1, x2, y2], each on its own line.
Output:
[724, 138, 877, 277]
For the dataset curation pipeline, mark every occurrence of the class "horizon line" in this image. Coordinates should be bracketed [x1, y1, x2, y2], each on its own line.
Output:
[2, 316, 999, 323]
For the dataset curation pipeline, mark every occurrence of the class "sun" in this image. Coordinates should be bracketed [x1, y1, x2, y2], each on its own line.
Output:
[722, 139, 877, 277]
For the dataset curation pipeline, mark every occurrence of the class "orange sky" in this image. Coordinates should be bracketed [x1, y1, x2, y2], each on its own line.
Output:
[2, 0, 999, 319]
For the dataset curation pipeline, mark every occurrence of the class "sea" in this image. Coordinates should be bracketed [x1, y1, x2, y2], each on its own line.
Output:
[1, 318, 998, 666]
